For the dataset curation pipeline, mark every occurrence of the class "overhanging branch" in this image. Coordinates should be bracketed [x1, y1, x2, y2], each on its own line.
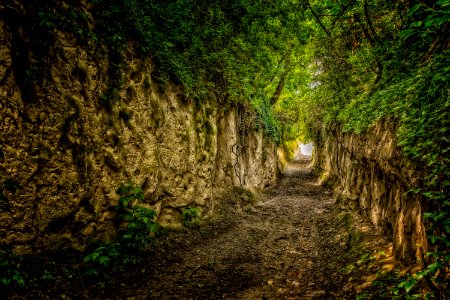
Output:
[306, 1, 331, 37]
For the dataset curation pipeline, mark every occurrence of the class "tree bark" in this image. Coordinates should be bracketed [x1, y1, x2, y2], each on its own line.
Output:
[306, 0, 331, 37]
[363, 0, 380, 44]
[270, 48, 292, 106]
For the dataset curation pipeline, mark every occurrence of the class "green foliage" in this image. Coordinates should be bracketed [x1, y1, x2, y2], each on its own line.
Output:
[4, 0, 447, 295]
[24, 0, 312, 143]
[253, 97, 282, 143]
[402, 0, 450, 49]
[83, 243, 121, 276]
[83, 183, 158, 276]
[115, 182, 159, 248]
[181, 207, 200, 229]
[296, 1, 449, 298]
[115, 182, 145, 210]
[0, 249, 25, 288]
[281, 140, 299, 161]
[40, 269, 56, 282]
[121, 206, 158, 250]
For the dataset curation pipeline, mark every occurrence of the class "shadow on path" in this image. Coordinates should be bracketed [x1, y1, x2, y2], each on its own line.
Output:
[120, 147, 385, 300]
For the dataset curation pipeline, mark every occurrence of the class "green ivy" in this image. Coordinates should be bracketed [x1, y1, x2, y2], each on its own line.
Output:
[18, 0, 310, 143]
[253, 96, 282, 144]
[296, 1, 449, 297]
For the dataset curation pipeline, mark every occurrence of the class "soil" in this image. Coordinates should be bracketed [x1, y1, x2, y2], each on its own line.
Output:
[3, 150, 396, 299]
[117, 150, 391, 299]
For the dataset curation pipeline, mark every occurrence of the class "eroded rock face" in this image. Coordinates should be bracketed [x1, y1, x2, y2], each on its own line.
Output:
[0, 3, 277, 253]
[315, 121, 426, 262]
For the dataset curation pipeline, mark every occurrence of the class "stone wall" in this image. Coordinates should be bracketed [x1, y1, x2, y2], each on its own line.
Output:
[315, 121, 427, 262]
[0, 3, 278, 253]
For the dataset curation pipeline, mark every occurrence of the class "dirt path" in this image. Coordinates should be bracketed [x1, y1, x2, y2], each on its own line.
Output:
[0, 149, 397, 300]
[121, 150, 369, 299]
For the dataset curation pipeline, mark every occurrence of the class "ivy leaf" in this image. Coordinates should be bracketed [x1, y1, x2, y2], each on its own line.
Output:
[429, 235, 441, 244]
[98, 256, 110, 267]
[398, 277, 417, 293]
[411, 20, 422, 28]
[83, 268, 99, 277]
[437, 238, 450, 247]
[2, 277, 11, 286]
[407, 4, 422, 17]
[12, 272, 25, 288]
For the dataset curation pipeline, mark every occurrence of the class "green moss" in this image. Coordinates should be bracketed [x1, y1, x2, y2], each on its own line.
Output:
[181, 207, 200, 229]
[203, 121, 213, 135]
[281, 140, 298, 161]
[232, 187, 256, 205]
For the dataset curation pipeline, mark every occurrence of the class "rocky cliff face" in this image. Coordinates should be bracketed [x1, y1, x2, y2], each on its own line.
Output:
[0, 4, 277, 253]
[315, 121, 427, 262]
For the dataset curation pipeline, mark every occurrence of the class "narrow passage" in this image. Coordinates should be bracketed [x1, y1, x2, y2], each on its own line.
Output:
[127, 148, 374, 299]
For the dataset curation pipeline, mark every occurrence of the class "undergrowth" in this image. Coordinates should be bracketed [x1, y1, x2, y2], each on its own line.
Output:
[83, 182, 158, 277]
[0, 249, 25, 288]
[181, 207, 201, 229]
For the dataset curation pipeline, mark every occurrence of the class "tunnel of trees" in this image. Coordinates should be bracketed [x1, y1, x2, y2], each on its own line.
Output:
[0, 0, 449, 298]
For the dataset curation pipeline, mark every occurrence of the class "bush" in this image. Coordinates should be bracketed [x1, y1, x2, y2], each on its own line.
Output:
[83, 183, 158, 276]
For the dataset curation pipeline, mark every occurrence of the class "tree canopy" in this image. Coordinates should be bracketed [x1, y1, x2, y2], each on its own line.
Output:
[27, 0, 449, 296]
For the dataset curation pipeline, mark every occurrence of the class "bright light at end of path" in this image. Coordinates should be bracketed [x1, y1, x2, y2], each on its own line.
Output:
[299, 143, 313, 156]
